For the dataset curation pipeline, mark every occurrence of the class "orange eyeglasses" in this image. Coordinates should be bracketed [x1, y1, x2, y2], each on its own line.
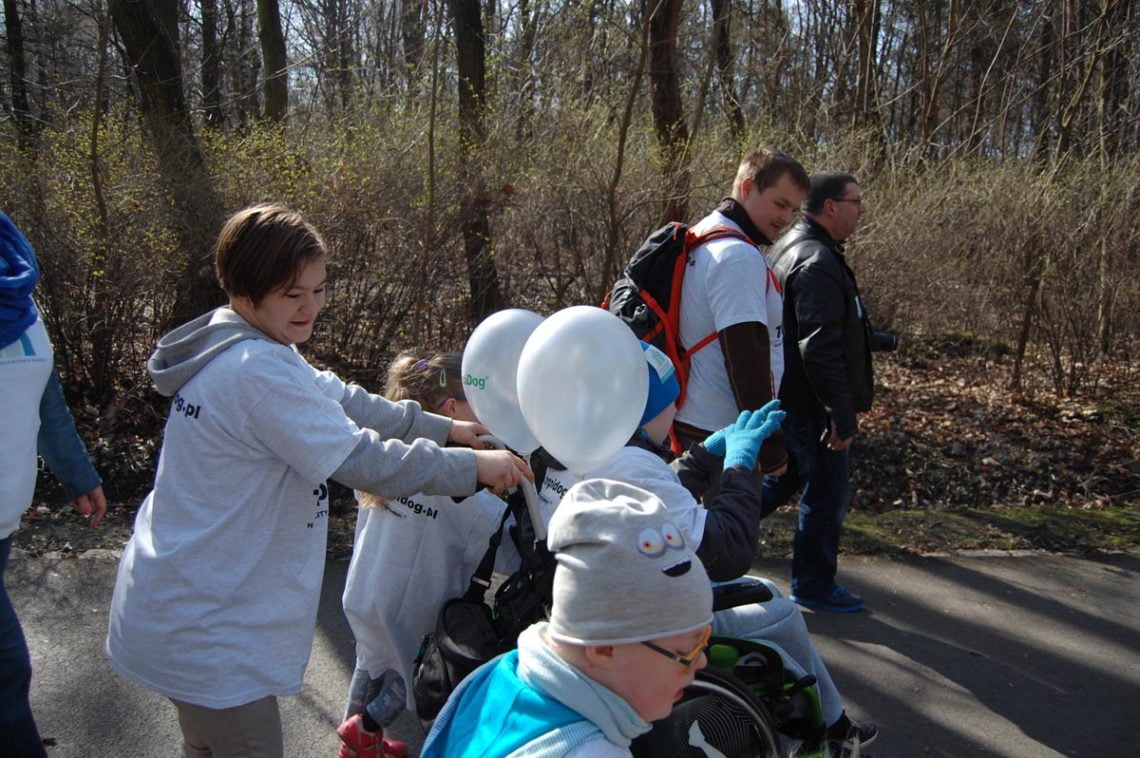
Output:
[640, 624, 712, 670]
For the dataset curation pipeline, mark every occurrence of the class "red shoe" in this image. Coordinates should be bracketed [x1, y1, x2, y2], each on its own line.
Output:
[336, 714, 408, 758]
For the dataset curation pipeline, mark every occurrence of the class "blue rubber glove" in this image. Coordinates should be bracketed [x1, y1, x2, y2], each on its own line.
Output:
[722, 401, 786, 471]
[703, 399, 781, 457]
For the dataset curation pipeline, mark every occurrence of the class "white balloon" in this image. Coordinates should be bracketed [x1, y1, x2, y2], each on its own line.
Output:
[462, 309, 545, 454]
[517, 306, 648, 475]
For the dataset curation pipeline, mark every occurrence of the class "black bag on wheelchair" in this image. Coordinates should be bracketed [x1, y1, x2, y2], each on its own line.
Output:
[411, 595, 508, 720]
[413, 460, 556, 720]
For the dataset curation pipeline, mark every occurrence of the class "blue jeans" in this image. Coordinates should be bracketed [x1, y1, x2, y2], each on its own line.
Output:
[0, 536, 47, 757]
[761, 414, 852, 598]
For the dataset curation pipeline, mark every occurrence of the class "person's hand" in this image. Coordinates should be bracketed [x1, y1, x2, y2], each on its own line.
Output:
[72, 485, 107, 527]
[722, 404, 786, 471]
[703, 399, 781, 457]
[826, 419, 854, 451]
[449, 419, 489, 449]
[474, 450, 534, 494]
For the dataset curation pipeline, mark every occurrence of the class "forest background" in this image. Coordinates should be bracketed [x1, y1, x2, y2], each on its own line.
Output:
[3, 0, 1138, 557]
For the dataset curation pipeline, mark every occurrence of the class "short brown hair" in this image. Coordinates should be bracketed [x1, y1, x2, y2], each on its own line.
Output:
[733, 148, 810, 197]
[215, 203, 326, 304]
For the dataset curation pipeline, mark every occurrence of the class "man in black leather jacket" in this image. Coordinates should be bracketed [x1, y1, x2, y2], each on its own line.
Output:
[763, 172, 898, 613]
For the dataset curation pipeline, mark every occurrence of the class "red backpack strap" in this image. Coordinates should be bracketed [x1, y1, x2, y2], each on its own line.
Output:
[766, 266, 782, 295]
[676, 225, 760, 371]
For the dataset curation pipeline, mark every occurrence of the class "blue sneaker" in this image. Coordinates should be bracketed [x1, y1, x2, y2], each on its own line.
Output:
[791, 584, 865, 612]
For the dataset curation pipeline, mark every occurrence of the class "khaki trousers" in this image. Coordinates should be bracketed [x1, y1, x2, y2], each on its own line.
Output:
[171, 695, 283, 758]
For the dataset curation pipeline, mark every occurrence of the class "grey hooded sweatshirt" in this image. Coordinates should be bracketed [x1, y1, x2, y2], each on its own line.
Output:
[147, 306, 476, 497]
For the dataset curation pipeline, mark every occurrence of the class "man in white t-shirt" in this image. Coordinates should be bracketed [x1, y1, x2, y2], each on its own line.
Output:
[673, 148, 809, 498]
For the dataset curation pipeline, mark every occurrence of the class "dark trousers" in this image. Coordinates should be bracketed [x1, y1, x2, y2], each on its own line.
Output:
[761, 414, 852, 597]
[0, 536, 48, 758]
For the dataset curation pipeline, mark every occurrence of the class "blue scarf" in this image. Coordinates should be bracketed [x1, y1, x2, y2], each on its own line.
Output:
[0, 211, 41, 349]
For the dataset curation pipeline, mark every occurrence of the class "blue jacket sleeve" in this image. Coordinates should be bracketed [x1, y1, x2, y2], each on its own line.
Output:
[37, 369, 102, 499]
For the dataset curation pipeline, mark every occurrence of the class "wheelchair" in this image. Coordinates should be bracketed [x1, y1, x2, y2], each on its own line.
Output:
[415, 450, 834, 757]
[630, 581, 830, 758]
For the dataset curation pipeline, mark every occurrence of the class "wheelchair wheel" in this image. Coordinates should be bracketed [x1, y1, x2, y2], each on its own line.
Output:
[631, 667, 782, 757]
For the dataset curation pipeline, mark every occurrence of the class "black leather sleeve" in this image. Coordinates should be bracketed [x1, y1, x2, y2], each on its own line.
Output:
[790, 259, 858, 439]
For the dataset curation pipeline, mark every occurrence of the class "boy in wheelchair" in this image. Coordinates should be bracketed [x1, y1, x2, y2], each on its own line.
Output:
[422, 478, 716, 756]
[537, 344, 877, 756]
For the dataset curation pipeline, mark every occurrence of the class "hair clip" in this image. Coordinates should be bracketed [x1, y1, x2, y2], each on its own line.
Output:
[438, 367, 447, 387]
[414, 359, 429, 372]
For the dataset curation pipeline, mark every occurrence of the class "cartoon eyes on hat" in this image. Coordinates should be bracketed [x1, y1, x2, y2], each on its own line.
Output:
[638, 527, 666, 557]
[638, 522, 686, 558]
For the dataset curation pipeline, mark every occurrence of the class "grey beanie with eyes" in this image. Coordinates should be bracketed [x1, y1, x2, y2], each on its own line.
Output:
[546, 478, 713, 646]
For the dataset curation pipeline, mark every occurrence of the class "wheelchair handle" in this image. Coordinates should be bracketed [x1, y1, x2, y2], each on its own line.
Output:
[477, 436, 547, 542]
[711, 582, 775, 611]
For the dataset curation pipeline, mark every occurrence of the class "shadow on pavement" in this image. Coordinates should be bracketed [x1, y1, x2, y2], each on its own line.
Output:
[783, 552, 1137, 757]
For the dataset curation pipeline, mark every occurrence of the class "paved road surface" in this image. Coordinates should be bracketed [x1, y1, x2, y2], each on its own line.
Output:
[9, 550, 1137, 757]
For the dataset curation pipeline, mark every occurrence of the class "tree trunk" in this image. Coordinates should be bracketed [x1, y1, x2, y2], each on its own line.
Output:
[88, 5, 117, 398]
[513, 0, 539, 141]
[236, 0, 262, 126]
[919, 0, 960, 159]
[647, 0, 690, 223]
[852, 0, 879, 130]
[108, 0, 225, 328]
[3, 0, 35, 143]
[400, 0, 426, 87]
[1010, 239, 1048, 391]
[449, 0, 503, 320]
[202, 0, 224, 129]
[1031, 9, 1054, 160]
[599, 4, 651, 305]
[257, 0, 288, 121]
[337, 0, 353, 110]
[709, 0, 744, 142]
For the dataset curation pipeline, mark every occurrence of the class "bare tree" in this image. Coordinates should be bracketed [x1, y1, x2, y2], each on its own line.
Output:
[108, 0, 224, 327]
[647, 0, 690, 222]
[257, 0, 287, 120]
[3, 0, 34, 142]
[202, 0, 225, 128]
[450, 0, 503, 319]
[709, 0, 744, 141]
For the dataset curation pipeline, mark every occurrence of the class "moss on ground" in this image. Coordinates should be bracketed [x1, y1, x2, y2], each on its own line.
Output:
[754, 504, 1140, 560]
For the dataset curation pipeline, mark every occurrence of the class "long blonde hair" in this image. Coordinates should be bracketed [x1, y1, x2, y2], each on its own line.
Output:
[358, 352, 465, 508]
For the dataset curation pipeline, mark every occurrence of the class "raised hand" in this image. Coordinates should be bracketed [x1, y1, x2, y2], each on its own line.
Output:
[722, 402, 785, 471]
[703, 399, 782, 458]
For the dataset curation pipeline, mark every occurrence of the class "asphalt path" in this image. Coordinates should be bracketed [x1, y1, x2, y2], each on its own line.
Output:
[8, 549, 1137, 757]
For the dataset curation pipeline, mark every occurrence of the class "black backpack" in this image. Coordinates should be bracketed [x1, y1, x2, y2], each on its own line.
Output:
[411, 459, 555, 720]
[604, 222, 755, 411]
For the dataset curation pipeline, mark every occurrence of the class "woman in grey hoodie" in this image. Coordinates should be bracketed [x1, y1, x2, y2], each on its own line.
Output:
[105, 204, 530, 758]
